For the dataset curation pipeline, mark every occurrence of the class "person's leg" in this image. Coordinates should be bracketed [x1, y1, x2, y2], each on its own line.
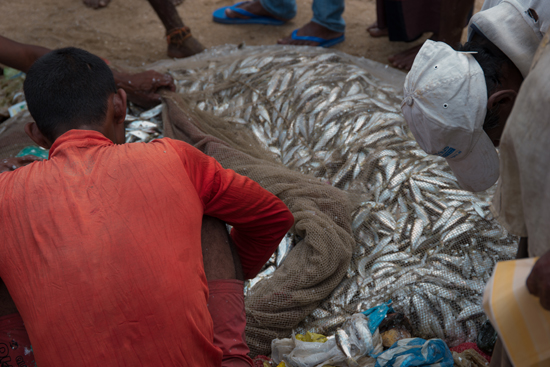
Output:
[83, 0, 183, 8]
[277, 0, 345, 46]
[367, 23, 388, 37]
[202, 215, 243, 281]
[436, 0, 474, 49]
[202, 216, 252, 367]
[367, 0, 388, 37]
[389, 0, 474, 70]
[146, 0, 205, 58]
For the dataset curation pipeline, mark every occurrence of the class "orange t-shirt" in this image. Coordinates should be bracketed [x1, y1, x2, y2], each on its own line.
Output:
[0, 130, 294, 366]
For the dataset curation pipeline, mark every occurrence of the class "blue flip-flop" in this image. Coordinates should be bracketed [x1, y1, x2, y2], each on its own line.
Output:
[290, 29, 345, 48]
[213, 1, 285, 25]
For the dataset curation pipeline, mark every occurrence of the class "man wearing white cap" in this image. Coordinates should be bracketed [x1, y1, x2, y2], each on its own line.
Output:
[404, 3, 550, 366]
[402, 0, 550, 193]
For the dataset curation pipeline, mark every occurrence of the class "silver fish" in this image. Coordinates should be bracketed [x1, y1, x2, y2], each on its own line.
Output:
[167, 47, 518, 347]
[139, 104, 163, 119]
[335, 329, 358, 367]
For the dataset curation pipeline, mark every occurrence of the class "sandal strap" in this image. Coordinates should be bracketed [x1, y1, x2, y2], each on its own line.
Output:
[166, 26, 193, 45]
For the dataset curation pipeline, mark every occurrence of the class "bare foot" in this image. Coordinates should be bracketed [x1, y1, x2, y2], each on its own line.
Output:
[167, 32, 205, 58]
[278, 22, 344, 46]
[366, 21, 388, 37]
[388, 44, 423, 70]
[224, 0, 287, 21]
[83, 0, 111, 9]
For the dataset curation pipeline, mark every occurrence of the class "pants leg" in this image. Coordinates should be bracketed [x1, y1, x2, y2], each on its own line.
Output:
[208, 280, 253, 367]
[311, 0, 346, 33]
[259, 0, 297, 21]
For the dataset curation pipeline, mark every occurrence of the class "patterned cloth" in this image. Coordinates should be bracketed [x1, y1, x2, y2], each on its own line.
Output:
[375, 338, 453, 367]
[450, 342, 491, 362]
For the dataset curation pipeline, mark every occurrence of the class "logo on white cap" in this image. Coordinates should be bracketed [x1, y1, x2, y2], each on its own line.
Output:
[436, 146, 462, 159]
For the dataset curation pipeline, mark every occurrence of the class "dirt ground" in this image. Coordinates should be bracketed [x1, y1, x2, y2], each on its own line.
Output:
[0, 0, 483, 71]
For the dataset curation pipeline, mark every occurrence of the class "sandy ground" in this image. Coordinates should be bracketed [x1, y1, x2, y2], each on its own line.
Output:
[0, 0, 483, 71]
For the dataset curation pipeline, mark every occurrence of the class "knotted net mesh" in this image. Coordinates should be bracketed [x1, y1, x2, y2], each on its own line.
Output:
[0, 45, 518, 358]
[155, 45, 517, 356]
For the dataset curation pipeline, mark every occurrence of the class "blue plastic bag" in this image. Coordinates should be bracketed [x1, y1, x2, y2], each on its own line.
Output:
[16, 146, 49, 160]
[362, 300, 394, 334]
[374, 338, 453, 367]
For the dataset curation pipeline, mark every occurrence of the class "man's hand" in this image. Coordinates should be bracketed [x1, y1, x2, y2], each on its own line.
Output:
[0, 156, 43, 173]
[526, 250, 550, 310]
[113, 70, 175, 109]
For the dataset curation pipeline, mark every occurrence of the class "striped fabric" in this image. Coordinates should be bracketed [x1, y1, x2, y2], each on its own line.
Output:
[484, 258, 550, 367]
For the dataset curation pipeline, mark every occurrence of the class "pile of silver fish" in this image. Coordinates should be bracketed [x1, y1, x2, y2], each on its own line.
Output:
[166, 47, 517, 347]
[124, 104, 163, 143]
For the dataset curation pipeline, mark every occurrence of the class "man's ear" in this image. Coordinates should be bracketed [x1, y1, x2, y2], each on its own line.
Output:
[24, 122, 52, 149]
[113, 88, 127, 126]
[487, 89, 518, 110]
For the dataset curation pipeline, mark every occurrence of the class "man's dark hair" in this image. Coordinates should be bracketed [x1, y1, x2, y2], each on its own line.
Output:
[23, 47, 117, 142]
[459, 35, 515, 131]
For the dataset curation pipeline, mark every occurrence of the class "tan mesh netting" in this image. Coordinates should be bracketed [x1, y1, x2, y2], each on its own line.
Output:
[154, 45, 517, 356]
[161, 92, 355, 356]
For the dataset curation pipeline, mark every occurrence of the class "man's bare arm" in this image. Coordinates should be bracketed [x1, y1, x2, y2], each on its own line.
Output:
[0, 35, 175, 108]
[0, 36, 50, 73]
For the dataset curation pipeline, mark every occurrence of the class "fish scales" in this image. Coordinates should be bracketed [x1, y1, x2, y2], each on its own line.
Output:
[169, 47, 517, 346]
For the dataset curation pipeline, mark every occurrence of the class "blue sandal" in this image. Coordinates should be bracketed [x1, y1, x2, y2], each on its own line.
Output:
[213, 1, 285, 25]
[290, 29, 345, 48]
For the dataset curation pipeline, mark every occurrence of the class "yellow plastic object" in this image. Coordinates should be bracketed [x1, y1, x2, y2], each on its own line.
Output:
[295, 331, 327, 343]
[276, 362, 286, 367]
[484, 258, 550, 367]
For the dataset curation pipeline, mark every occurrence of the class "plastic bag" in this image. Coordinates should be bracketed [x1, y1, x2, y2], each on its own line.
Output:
[272, 313, 383, 367]
[287, 334, 345, 367]
[362, 301, 394, 334]
[296, 332, 328, 343]
[16, 146, 48, 160]
[374, 338, 453, 367]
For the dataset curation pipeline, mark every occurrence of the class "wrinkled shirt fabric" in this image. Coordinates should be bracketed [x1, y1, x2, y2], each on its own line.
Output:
[0, 130, 294, 366]
[491, 34, 550, 257]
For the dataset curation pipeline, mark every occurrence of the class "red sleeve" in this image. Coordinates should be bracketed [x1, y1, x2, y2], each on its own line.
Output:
[166, 139, 294, 279]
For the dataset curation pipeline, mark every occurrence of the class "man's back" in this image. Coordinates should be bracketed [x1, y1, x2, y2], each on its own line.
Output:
[0, 130, 290, 366]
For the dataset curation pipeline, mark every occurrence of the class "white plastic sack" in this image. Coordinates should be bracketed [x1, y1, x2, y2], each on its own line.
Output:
[272, 313, 383, 367]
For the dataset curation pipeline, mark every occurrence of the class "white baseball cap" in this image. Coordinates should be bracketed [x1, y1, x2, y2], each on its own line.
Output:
[401, 40, 499, 192]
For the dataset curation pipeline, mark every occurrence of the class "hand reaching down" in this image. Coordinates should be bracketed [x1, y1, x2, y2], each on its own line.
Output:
[114, 70, 176, 108]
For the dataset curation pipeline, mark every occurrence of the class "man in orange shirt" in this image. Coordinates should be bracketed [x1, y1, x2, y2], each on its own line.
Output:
[0, 47, 294, 366]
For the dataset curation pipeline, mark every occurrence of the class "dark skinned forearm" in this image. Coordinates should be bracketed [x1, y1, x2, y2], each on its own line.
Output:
[0, 36, 50, 73]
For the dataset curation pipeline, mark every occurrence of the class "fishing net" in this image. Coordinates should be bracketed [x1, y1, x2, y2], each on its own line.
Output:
[161, 92, 355, 356]
[0, 45, 518, 357]
[153, 45, 517, 355]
